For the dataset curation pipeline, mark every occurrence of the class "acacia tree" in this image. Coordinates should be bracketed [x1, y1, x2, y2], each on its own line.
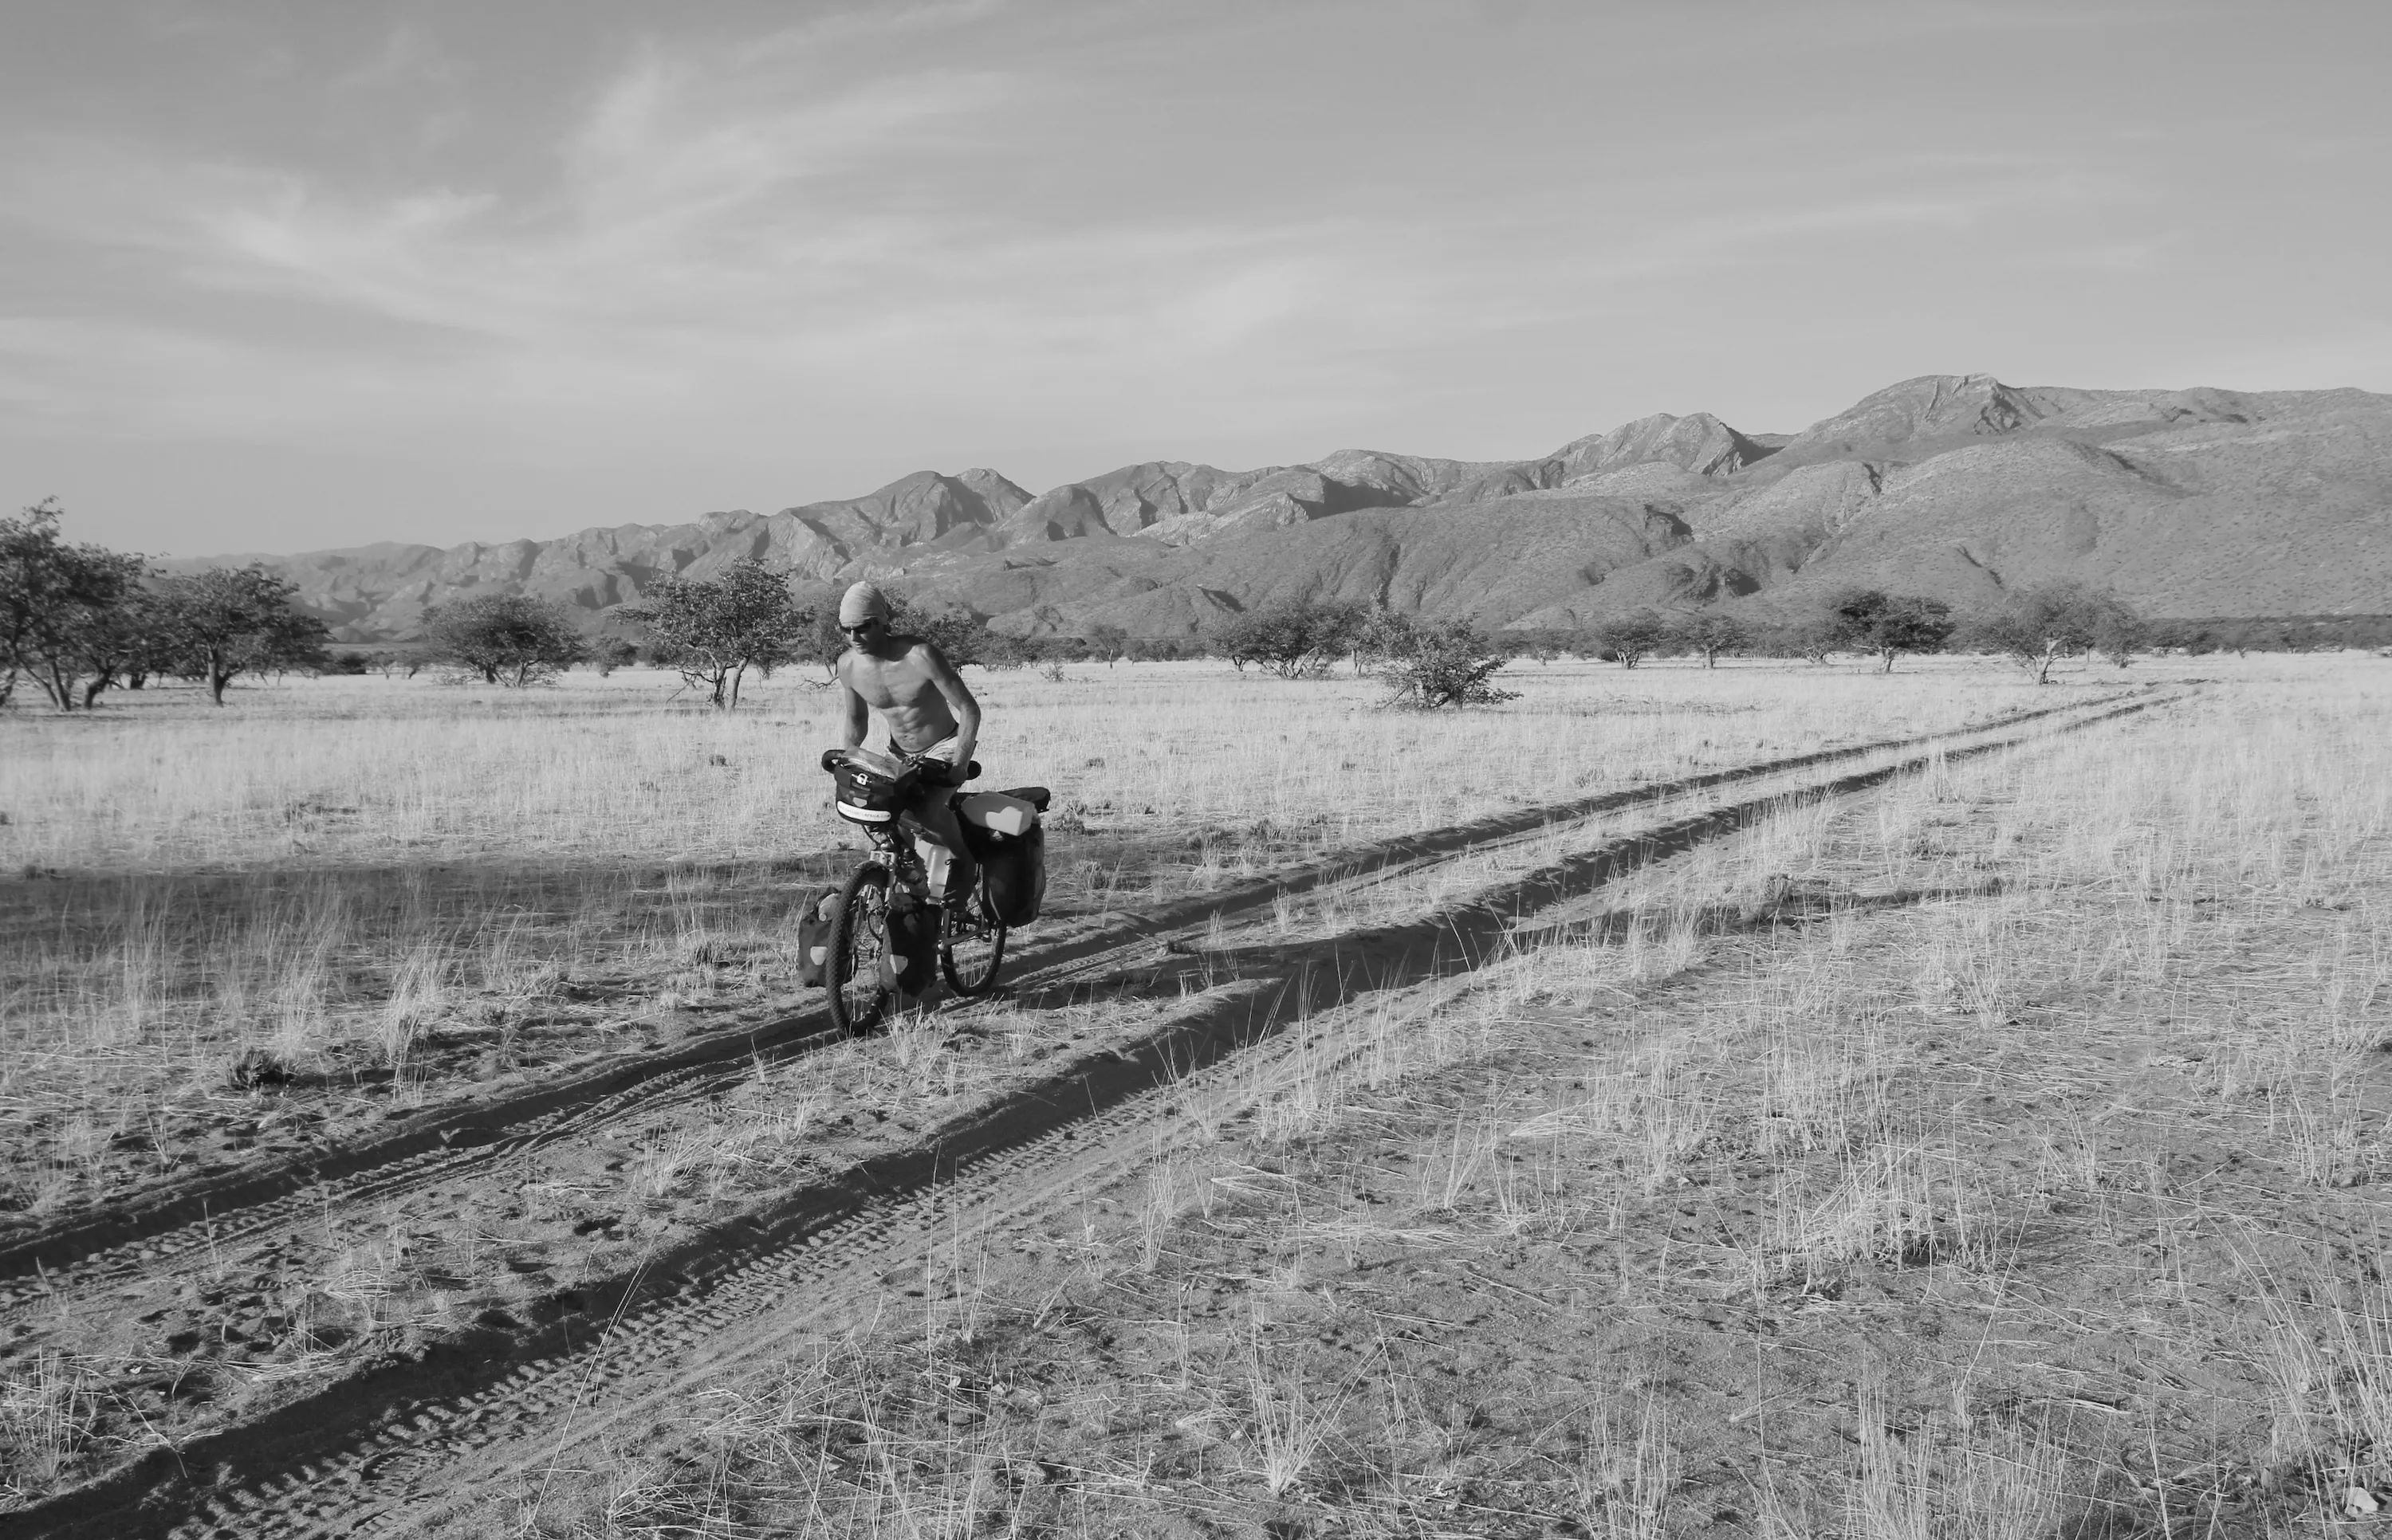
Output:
[1964, 582, 2146, 684]
[1082, 622, 1128, 668]
[1214, 599, 1367, 678]
[628, 560, 813, 709]
[2095, 598, 2150, 667]
[1824, 589, 1955, 673]
[0, 499, 146, 712]
[1512, 631, 1567, 665]
[1782, 619, 1842, 665]
[1670, 611, 1751, 669]
[423, 591, 588, 689]
[61, 581, 177, 706]
[805, 587, 996, 674]
[151, 565, 332, 703]
[905, 605, 993, 670]
[1350, 606, 1420, 672]
[1592, 610, 1670, 669]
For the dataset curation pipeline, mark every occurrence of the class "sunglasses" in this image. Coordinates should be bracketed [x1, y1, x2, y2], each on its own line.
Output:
[840, 619, 882, 635]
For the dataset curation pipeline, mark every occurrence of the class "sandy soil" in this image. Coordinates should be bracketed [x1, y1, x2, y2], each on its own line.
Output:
[539, 678, 2390, 1540]
[0, 684, 2225, 1538]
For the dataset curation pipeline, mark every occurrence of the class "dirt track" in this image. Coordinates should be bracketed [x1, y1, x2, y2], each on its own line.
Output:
[4, 688, 2173, 1539]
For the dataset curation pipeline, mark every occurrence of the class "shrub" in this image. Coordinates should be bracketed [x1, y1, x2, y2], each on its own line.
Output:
[1369, 615, 1521, 709]
[589, 637, 640, 676]
[1507, 629, 1570, 664]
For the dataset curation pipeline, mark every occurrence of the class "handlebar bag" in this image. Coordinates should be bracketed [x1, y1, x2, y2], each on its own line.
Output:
[831, 750, 918, 825]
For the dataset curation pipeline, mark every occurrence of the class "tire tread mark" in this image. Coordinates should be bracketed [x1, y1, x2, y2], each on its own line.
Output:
[0, 690, 2139, 1294]
[12, 689, 2178, 1540]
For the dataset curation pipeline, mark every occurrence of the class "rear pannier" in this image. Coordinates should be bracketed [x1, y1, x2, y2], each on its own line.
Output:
[961, 786, 1051, 926]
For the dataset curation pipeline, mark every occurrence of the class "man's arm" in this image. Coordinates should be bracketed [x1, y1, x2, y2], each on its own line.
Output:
[916, 642, 980, 769]
[836, 654, 870, 750]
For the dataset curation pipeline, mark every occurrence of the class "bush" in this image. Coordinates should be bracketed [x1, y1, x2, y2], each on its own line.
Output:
[1369, 615, 1520, 709]
[589, 637, 640, 676]
[1506, 629, 1571, 664]
[2148, 615, 2392, 654]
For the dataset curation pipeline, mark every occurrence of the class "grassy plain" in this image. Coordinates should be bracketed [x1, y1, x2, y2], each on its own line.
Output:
[551, 656, 2392, 1538]
[0, 654, 2033, 1218]
[3, 650, 2383, 1534]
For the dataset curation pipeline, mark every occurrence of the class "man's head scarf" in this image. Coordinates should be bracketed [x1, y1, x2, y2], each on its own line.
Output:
[839, 582, 892, 627]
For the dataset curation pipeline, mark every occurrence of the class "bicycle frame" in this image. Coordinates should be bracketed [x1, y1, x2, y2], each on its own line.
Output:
[820, 749, 1008, 1035]
[858, 780, 988, 935]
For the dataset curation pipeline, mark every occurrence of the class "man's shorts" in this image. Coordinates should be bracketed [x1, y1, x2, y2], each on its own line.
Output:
[907, 734, 966, 793]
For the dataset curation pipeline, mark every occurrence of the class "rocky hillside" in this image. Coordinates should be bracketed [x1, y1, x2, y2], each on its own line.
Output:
[187, 374, 2392, 639]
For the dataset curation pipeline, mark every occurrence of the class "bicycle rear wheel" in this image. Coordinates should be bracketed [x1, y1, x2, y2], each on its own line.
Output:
[938, 902, 1007, 997]
[827, 861, 892, 1036]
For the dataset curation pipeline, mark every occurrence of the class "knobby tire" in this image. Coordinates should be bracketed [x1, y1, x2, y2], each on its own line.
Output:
[828, 861, 893, 1037]
[939, 905, 1008, 997]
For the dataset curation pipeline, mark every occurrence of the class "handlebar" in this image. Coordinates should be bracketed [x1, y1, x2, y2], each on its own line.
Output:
[820, 748, 980, 782]
[911, 754, 981, 784]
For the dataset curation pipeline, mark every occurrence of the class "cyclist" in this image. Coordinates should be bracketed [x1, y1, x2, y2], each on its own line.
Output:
[833, 581, 982, 915]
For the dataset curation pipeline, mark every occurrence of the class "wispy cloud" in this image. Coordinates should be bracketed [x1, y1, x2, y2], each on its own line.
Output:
[3, 0, 2387, 549]
[0, 18, 1454, 466]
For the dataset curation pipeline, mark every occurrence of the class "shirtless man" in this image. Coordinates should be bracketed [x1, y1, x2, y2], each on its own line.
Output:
[834, 582, 982, 909]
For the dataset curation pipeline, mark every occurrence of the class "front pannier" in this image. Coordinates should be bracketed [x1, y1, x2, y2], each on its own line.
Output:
[793, 887, 839, 987]
[879, 890, 938, 995]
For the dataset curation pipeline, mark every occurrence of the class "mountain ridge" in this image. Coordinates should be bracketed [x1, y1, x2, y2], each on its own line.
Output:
[173, 373, 2392, 639]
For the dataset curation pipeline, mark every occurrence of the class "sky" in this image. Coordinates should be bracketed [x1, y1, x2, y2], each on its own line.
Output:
[2, 0, 2387, 556]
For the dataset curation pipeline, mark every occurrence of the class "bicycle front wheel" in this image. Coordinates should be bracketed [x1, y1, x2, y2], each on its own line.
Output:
[827, 861, 893, 1037]
[939, 906, 1007, 997]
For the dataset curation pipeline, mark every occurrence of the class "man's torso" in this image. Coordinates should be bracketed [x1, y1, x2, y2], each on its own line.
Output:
[840, 640, 958, 755]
